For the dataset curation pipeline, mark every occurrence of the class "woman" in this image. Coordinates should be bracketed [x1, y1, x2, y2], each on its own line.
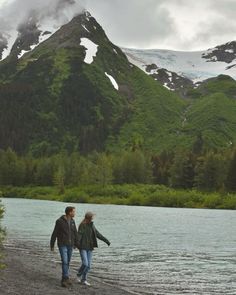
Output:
[77, 211, 111, 286]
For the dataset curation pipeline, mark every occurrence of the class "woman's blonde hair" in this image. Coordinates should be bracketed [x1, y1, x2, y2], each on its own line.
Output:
[80, 211, 95, 225]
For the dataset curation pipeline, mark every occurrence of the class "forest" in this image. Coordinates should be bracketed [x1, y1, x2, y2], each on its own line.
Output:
[1, 147, 236, 209]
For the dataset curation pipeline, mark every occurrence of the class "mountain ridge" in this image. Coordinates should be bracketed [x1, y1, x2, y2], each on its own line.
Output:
[122, 43, 236, 93]
[0, 11, 185, 155]
[0, 11, 236, 155]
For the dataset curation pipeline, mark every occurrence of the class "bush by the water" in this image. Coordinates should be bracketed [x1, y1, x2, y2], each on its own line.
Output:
[1, 184, 236, 210]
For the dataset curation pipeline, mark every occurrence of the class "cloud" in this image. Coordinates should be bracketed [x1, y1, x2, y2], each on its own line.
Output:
[84, 0, 236, 50]
[0, 0, 84, 34]
[0, 0, 236, 50]
[84, 0, 177, 49]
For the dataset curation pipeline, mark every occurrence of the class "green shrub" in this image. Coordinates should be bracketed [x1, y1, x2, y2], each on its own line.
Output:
[203, 194, 222, 209]
[1, 184, 236, 209]
[63, 190, 89, 203]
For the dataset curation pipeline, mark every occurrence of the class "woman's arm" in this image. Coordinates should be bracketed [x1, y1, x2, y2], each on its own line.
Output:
[77, 223, 84, 246]
[94, 226, 110, 246]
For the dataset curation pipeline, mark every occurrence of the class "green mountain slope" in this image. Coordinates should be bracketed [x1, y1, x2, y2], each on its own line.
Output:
[176, 75, 236, 150]
[0, 12, 185, 155]
[187, 75, 236, 100]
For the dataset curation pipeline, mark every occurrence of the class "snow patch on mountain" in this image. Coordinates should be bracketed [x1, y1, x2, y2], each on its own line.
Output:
[105, 72, 119, 90]
[80, 37, 98, 64]
[18, 44, 38, 59]
[37, 17, 62, 43]
[18, 49, 29, 59]
[163, 83, 171, 90]
[82, 24, 90, 33]
[225, 49, 234, 54]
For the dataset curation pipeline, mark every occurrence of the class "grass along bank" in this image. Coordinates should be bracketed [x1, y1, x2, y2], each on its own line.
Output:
[1, 185, 236, 210]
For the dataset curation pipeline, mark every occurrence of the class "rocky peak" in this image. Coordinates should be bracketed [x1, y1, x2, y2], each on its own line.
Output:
[202, 41, 236, 63]
[10, 16, 41, 57]
[145, 64, 194, 97]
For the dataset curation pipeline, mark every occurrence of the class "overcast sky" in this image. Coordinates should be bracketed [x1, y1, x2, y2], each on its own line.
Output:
[0, 0, 236, 51]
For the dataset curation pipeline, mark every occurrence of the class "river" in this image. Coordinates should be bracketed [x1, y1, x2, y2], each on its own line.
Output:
[1, 198, 236, 294]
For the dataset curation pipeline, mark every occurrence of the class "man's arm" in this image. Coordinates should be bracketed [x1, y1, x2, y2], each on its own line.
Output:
[73, 221, 80, 248]
[50, 220, 59, 250]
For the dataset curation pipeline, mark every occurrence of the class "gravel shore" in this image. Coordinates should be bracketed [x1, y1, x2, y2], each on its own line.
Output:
[0, 244, 133, 295]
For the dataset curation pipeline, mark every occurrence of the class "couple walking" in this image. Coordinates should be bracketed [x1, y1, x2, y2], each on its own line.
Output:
[50, 206, 110, 287]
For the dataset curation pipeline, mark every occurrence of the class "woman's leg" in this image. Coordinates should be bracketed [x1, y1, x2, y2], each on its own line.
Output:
[83, 250, 93, 282]
[78, 249, 88, 279]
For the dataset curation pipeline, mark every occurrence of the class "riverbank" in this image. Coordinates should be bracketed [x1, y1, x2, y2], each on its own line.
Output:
[1, 184, 236, 209]
[0, 243, 132, 295]
[0, 200, 4, 269]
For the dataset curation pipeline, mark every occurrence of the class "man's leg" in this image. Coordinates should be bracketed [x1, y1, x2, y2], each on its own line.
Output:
[59, 246, 69, 286]
[66, 246, 73, 284]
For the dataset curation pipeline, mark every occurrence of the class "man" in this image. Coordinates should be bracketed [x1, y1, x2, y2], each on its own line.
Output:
[50, 206, 79, 287]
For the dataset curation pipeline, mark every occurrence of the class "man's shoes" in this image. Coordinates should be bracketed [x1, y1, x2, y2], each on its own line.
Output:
[61, 279, 68, 288]
[61, 277, 72, 287]
[65, 278, 72, 286]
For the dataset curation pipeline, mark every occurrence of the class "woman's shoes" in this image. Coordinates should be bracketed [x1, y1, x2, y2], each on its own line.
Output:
[82, 280, 91, 286]
[77, 274, 91, 286]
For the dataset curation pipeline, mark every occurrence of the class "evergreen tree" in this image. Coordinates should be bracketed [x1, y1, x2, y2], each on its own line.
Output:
[0, 148, 26, 185]
[169, 151, 195, 189]
[95, 154, 113, 186]
[226, 150, 236, 191]
[53, 165, 65, 194]
[35, 158, 55, 185]
[120, 150, 152, 184]
[194, 152, 225, 191]
[152, 150, 173, 185]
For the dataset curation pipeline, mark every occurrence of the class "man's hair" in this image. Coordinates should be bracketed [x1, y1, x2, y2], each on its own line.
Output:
[65, 206, 75, 215]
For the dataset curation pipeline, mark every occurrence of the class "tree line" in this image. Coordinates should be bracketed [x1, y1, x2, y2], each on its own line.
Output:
[0, 147, 236, 193]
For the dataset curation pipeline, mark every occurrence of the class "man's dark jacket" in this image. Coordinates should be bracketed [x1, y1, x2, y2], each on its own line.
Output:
[50, 215, 79, 249]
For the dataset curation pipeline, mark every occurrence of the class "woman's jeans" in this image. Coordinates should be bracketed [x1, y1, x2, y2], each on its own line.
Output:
[59, 246, 73, 279]
[77, 249, 93, 281]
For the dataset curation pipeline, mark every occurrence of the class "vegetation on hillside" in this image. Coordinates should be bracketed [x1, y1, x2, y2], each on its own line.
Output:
[0, 14, 185, 155]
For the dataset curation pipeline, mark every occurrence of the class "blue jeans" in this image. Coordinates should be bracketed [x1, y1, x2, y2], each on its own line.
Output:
[77, 249, 93, 281]
[59, 246, 73, 279]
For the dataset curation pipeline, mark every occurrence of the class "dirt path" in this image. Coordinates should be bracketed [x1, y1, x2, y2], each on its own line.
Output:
[0, 245, 134, 295]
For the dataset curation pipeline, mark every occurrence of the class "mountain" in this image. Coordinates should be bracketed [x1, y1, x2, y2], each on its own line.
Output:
[1, 10, 236, 155]
[187, 74, 236, 99]
[122, 42, 236, 92]
[0, 11, 184, 155]
[178, 75, 236, 150]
